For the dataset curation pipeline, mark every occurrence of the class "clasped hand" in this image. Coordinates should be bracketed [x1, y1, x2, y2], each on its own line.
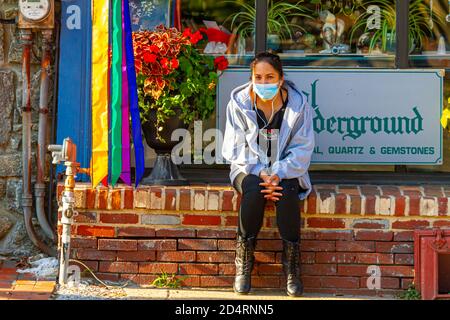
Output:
[259, 172, 283, 202]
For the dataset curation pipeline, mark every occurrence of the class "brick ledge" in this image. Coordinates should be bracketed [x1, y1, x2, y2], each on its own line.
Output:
[57, 182, 450, 217]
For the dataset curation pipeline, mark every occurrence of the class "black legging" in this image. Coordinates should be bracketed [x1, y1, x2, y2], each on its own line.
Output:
[232, 172, 306, 242]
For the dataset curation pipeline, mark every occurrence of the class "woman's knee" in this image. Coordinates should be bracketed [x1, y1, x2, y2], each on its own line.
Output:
[241, 174, 265, 195]
[278, 178, 300, 196]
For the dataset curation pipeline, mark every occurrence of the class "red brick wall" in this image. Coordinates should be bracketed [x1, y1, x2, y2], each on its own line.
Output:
[57, 183, 450, 296]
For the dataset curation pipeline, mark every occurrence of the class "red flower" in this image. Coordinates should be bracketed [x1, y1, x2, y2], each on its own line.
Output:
[190, 31, 203, 45]
[160, 57, 170, 69]
[182, 28, 202, 45]
[149, 45, 160, 53]
[182, 28, 192, 38]
[171, 58, 179, 69]
[214, 56, 229, 71]
[143, 52, 157, 63]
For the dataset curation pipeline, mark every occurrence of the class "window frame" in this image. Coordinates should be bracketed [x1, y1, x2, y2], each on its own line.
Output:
[252, 0, 446, 180]
[177, 0, 447, 184]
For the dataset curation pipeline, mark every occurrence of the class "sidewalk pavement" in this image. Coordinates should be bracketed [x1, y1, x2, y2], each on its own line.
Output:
[53, 282, 396, 300]
[0, 259, 56, 300]
[1, 259, 395, 300]
[121, 287, 395, 300]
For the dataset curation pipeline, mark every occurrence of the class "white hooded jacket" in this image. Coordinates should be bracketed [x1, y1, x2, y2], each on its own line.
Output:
[221, 80, 315, 200]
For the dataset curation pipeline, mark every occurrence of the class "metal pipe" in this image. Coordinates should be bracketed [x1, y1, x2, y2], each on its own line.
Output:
[21, 29, 56, 257]
[47, 18, 61, 229]
[35, 29, 56, 241]
[58, 162, 76, 285]
[48, 138, 85, 285]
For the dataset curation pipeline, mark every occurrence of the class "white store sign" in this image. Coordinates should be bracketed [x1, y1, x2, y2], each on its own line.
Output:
[216, 68, 445, 165]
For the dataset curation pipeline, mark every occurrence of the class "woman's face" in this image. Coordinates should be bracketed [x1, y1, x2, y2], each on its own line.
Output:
[252, 61, 283, 85]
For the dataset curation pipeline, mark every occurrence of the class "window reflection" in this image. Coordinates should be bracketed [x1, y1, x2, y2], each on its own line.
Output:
[407, 0, 449, 173]
[409, 0, 450, 69]
[265, 1, 401, 67]
[181, 0, 255, 65]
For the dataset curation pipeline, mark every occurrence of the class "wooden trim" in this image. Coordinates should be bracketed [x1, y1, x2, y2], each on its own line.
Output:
[255, 0, 268, 54]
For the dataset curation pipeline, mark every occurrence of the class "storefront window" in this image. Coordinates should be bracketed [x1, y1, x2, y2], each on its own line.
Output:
[175, 0, 449, 177]
[265, 0, 397, 68]
[409, 0, 449, 69]
[180, 0, 255, 66]
[407, 0, 450, 173]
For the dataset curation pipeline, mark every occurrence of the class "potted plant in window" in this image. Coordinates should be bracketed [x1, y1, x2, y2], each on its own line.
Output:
[224, 0, 315, 51]
[133, 24, 228, 185]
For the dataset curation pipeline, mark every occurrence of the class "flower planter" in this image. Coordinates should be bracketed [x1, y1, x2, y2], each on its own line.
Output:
[141, 107, 189, 186]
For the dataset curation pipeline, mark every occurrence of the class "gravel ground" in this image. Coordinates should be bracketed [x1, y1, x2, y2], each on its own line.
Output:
[51, 279, 395, 300]
[53, 280, 132, 300]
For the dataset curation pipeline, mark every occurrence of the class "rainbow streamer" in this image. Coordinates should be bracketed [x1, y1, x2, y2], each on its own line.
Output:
[111, 0, 123, 186]
[123, 0, 145, 187]
[92, 0, 145, 188]
[91, 0, 109, 188]
[120, 0, 131, 185]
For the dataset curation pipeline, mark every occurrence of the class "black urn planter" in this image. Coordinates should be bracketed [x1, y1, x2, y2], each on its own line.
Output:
[141, 108, 189, 186]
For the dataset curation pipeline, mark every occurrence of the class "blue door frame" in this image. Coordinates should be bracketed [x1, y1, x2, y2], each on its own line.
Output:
[56, 0, 92, 181]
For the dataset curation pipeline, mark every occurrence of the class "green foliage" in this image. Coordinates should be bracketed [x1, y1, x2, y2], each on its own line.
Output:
[151, 271, 188, 289]
[137, 46, 217, 142]
[397, 284, 422, 300]
[223, 0, 315, 40]
[349, 0, 444, 54]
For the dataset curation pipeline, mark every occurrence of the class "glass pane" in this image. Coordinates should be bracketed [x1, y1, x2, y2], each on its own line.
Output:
[409, 0, 450, 68]
[180, 0, 255, 66]
[407, 1, 449, 173]
[406, 76, 449, 173]
[178, 0, 256, 167]
[129, 0, 171, 31]
[265, 0, 396, 68]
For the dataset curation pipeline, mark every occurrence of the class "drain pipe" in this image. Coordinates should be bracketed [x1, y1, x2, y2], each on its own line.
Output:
[47, 18, 61, 229]
[35, 29, 56, 242]
[21, 29, 56, 256]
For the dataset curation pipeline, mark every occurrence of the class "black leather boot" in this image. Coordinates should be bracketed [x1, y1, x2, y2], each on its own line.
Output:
[282, 239, 304, 297]
[233, 235, 256, 294]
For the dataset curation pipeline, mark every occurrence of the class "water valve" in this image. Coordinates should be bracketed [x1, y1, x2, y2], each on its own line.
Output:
[48, 137, 77, 164]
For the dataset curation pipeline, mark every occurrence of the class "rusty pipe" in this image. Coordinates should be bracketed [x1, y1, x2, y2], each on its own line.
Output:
[47, 18, 62, 229]
[35, 29, 56, 241]
[21, 29, 55, 256]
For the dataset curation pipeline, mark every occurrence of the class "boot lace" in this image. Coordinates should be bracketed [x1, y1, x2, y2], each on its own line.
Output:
[286, 244, 300, 280]
[236, 239, 253, 276]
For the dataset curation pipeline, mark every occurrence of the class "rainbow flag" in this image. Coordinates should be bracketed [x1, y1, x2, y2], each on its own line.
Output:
[91, 0, 145, 188]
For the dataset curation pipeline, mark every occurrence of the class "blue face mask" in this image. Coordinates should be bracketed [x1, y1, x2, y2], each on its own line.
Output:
[253, 82, 280, 101]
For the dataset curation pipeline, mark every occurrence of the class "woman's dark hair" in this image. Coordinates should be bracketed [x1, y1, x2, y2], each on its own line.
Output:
[250, 52, 284, 78]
